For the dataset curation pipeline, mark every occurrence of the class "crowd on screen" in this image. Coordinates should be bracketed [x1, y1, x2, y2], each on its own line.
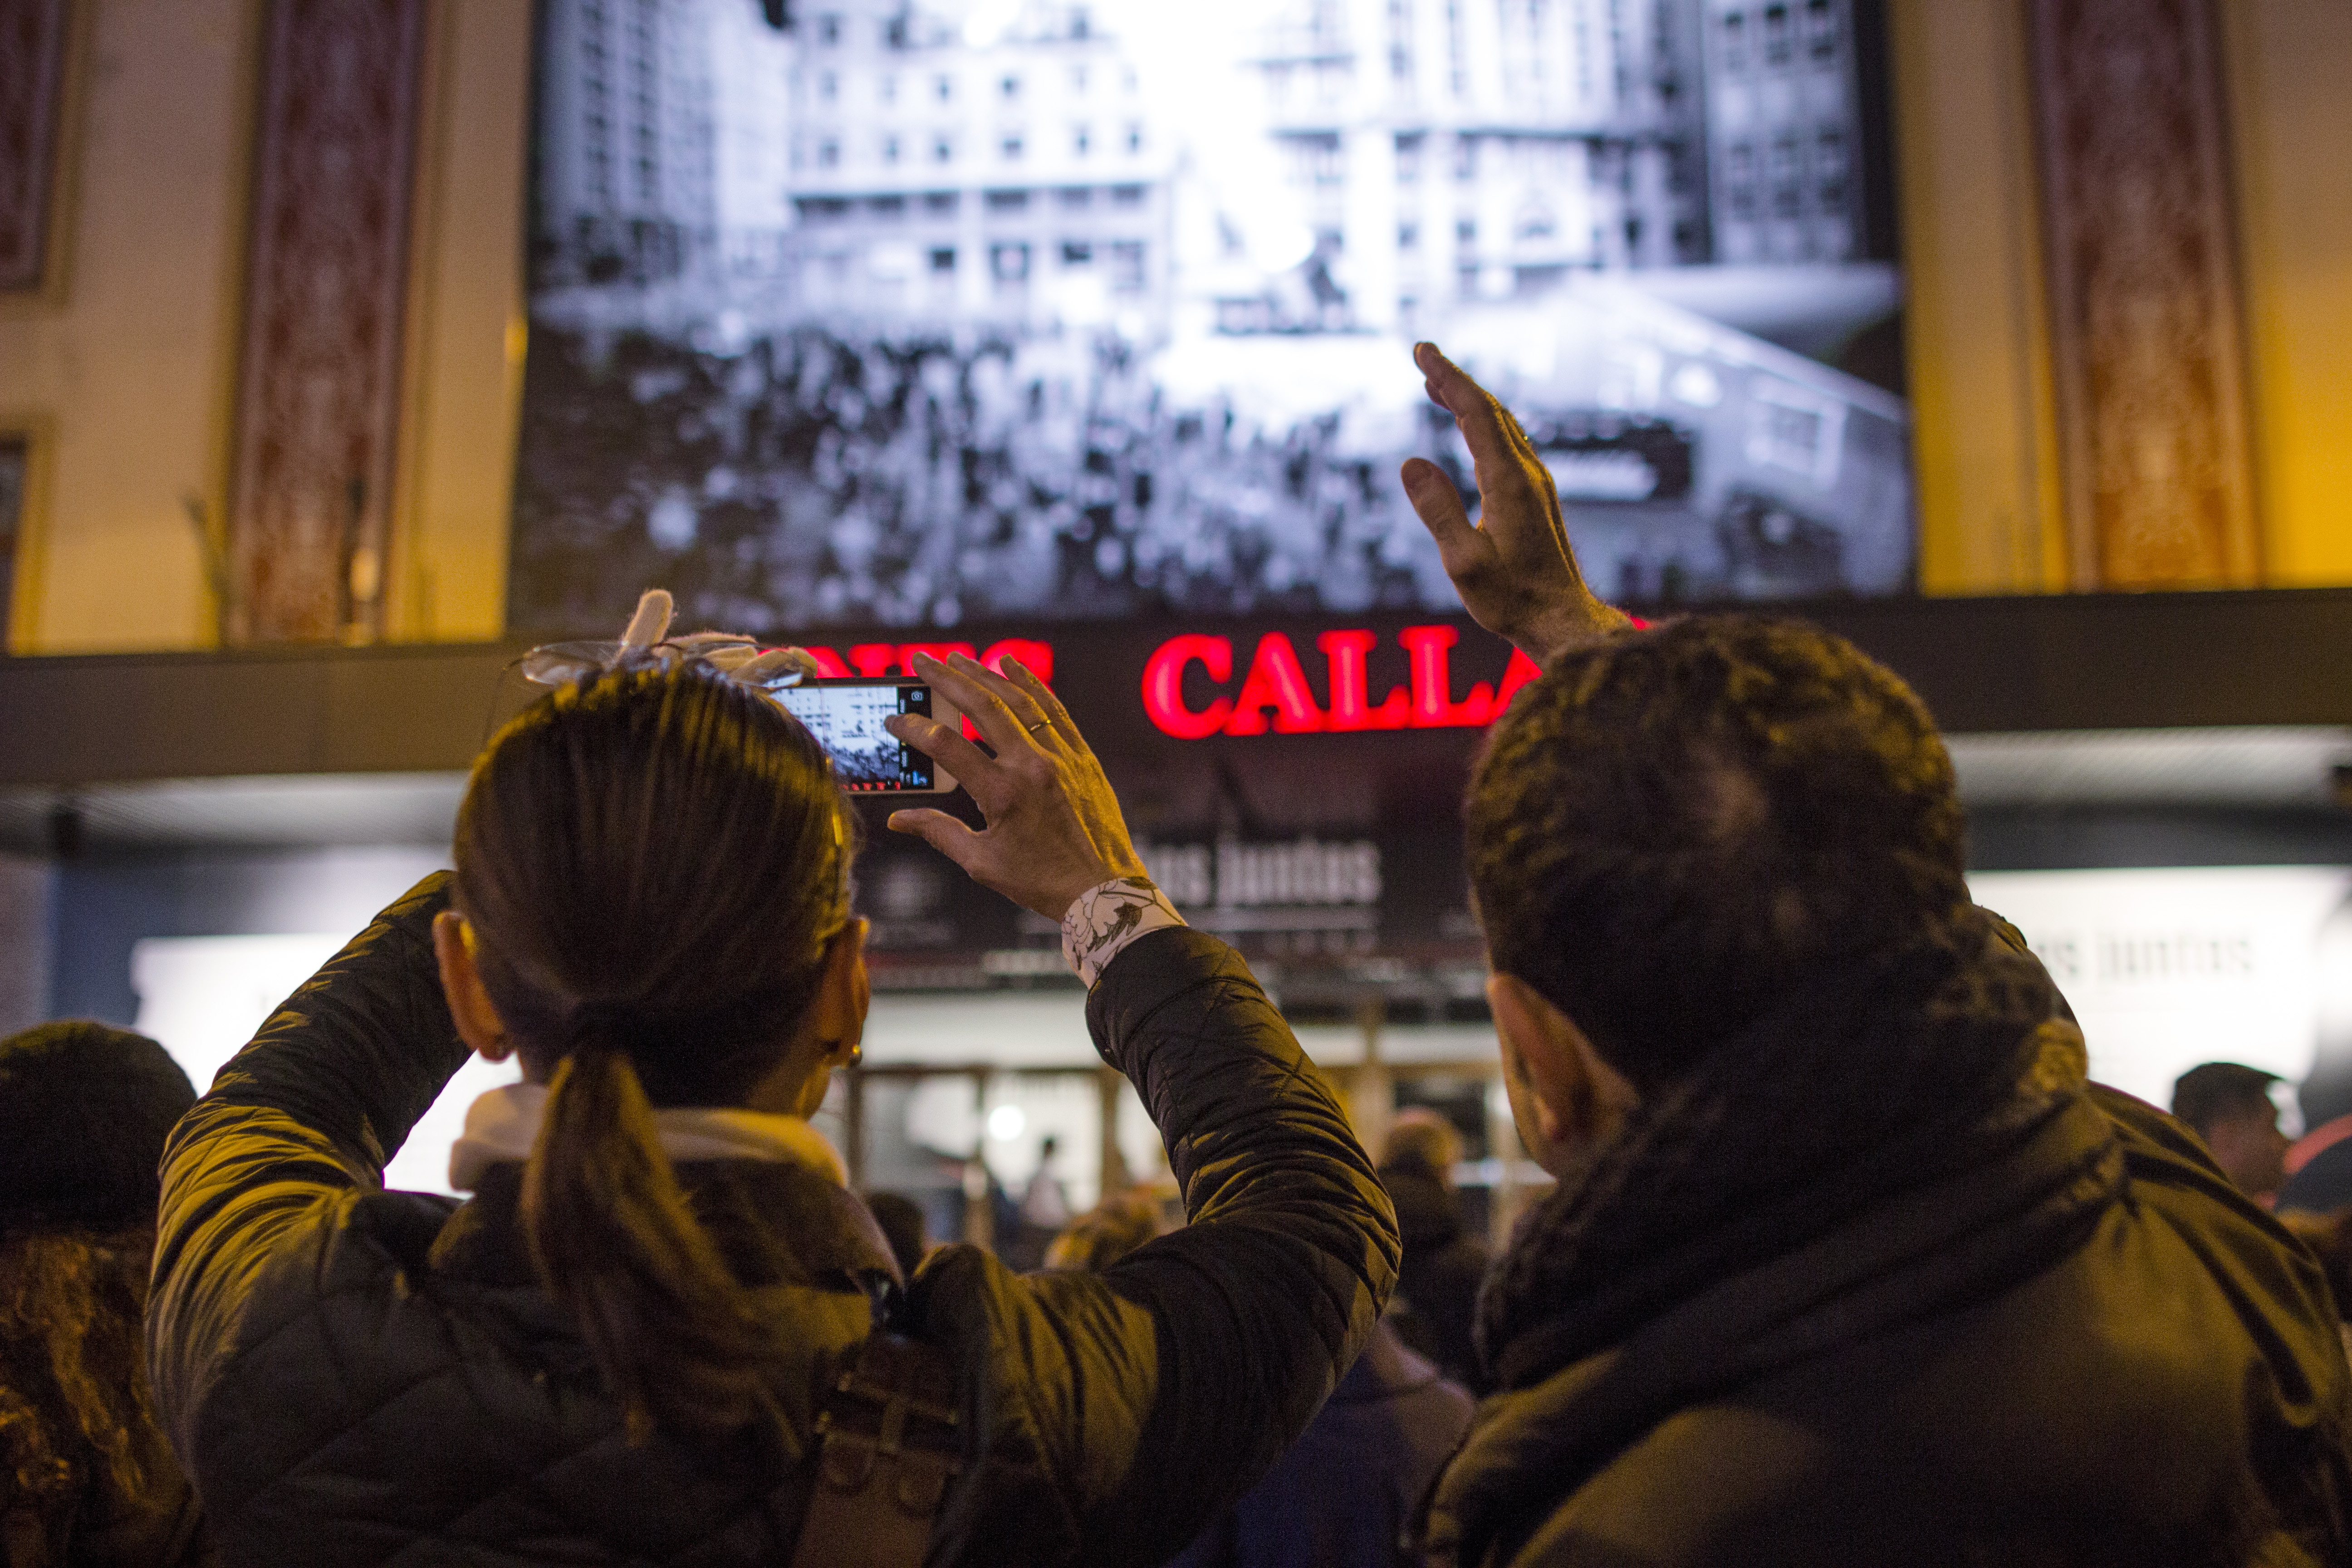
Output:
[510, 324, 1455, 637]
[5, 344, 2352, 1567]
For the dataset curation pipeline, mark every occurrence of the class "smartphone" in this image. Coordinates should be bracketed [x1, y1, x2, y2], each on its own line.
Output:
[771, 679, 962, 794]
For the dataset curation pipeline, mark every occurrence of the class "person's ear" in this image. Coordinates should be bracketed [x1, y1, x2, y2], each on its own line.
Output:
[1488, 972, 1638, 1178]
[813, 918, 870, 1071]
[778, 920, 869, 1118]
[433, 910, 515, 1063]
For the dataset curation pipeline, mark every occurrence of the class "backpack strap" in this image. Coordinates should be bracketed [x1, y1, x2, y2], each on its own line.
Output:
[788, 1333, 962, 1568]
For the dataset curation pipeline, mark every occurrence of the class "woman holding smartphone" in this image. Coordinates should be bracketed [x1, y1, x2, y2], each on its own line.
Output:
[143, 642, 1397, 1567]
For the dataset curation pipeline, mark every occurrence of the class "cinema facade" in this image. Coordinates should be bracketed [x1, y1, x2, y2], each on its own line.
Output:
[8, 589, 2352, 1238]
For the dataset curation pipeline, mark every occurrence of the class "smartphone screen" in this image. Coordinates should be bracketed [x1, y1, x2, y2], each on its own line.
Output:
[772, 681, 939, 793]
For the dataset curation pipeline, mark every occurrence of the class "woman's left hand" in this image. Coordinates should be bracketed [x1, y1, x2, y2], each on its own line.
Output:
[883, 653, 1151, 920]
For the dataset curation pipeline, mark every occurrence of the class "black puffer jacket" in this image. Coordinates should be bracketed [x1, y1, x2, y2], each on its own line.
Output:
[1425, 908, 2352, 1568]
[145, 876, 1398, 1566]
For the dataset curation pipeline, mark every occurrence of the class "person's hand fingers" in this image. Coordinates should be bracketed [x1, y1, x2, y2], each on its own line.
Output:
[1415, 343, 1519, 480]
[886, 711, 1001, 806]
[912, 652, 1040, 759]
[1002, 658, 1148, 880]
[619, 588, 673, 651]
[1400, 456, 1490, 574]
[1003, 658, 1083, 752]
[1416, 343, 1558, 518]
[886, 807, 986, 874]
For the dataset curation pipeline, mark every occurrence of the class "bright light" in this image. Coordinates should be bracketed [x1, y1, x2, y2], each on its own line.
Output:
[133, 929, 521, 1196]
[985, 1103, 1027, 1142]
[962, 0, 1021, 48]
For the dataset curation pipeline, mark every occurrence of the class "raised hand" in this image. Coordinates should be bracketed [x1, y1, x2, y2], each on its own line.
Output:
[1399, 342, 1630, 665]
[883, 652, 1151, 920]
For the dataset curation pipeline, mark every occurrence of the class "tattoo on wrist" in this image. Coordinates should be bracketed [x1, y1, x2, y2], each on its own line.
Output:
[1060, 876, 1187, 988]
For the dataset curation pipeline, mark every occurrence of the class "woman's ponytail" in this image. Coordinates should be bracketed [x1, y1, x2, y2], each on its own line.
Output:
[459, 662, 856, 1445]
[522, 1036, 788, 1443]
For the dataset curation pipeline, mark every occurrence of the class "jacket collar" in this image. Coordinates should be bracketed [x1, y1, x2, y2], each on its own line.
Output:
[428, 1155, 904, 1300]
[1475, 904, 2102, 1389]
[447, 1081, 848, 1192]
[1426, 1081, 2123, 1568]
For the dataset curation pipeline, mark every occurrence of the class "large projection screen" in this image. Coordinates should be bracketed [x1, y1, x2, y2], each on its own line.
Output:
[511, 0, 1911, 634]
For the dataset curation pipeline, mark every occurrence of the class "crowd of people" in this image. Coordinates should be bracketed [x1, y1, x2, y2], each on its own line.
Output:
[510, 323, 1456, 636]
[5, 343, 2351, 1566]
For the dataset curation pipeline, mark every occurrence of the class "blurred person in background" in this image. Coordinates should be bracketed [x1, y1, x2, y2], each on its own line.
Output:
[1044, 1191, 1165, 1273]
[1166, 1317, 1473, 1568]
[1001, 1133, 1074, 1270]
[144, 630, 1396, 1567]
[1377, 1111, 1492, 1393]
[0, 1023, 210, 1568]
[1396, 343, 2351, 1566]
[862, 1191, 931, 1282]
[1021, 1135, 1071, 1233]
[2171, 1063, 2293, 1202]
[1041, 1187, 1473, 1568]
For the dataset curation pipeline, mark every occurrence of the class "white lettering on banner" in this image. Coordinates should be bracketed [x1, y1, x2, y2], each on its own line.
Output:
[1967, 867, 2352, 1112]
[1134, 837, 1381, 911]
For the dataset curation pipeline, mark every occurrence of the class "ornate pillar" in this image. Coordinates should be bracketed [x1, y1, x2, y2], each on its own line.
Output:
[225, 0, 429, 642]
[2028, 0, 2259, 589]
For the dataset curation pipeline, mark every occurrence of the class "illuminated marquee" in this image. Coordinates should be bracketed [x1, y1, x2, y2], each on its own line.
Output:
[791, 638, 1054, 682]
[1142, 627, 1544, 739]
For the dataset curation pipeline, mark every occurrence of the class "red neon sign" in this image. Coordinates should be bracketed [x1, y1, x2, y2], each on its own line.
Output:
[1142, 627, 1542, 739]
[793, 638, 1054, 683]
[792, 639, 1054, 741]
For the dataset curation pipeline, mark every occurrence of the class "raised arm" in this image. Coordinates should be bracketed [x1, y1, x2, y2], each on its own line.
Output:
[146, 875, 469, 1453]
[1400, 341, 1632, 665]
[885, 653, 1400, 1567]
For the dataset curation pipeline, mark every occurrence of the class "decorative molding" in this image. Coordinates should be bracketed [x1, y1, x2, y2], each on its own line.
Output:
[226, 0, 428, 643]
[0, 0, 69, 293]
[2028, 0, 2259, 589]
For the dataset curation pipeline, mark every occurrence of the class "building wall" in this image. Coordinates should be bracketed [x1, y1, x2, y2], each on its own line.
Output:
[1, 0, 2347, 649]
[0, 0, 529, 654]
[2220, 0, 2352, 590]
[1889, 0, 2067, 595]
[0, 0, 255, 652]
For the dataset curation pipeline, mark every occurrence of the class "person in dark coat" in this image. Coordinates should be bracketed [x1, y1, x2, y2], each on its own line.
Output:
[1378, 1111, 1492, 1393]
[144, 647, 1396, 1567]
[0, 1022, 211, 1568]
[1169, 1319, 1474, 1568]
[1391, 341, 2352, 1566]
[862, 1190, 931, 1280]
[2171, 1061, 2293, 1201]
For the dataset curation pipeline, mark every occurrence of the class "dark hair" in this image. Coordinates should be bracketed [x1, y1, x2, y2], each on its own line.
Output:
[2171, 1062, 2281, 1138]
[1467, 615, 1968, 1091]
[0, 1230, 160, 1516]
[0, 1025, 191, 1523]
[0, 1022, 195, 1232]
[1044, 1192, 1166, 1274]
[1380, 1107, 1464, 1180]
[864, 1191, 931, 1281]
[453, 661, 855, 1441]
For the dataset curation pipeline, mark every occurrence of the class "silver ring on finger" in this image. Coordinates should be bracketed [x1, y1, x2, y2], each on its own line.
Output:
[1025, 719, 1051, 734]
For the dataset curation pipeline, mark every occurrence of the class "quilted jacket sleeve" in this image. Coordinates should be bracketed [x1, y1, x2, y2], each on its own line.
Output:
[916, 926, 1400, 1568]
[145, 873, 469, 1464]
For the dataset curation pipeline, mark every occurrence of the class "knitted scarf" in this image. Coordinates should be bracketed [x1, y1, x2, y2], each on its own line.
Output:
[1476, 902, 2116, 1391]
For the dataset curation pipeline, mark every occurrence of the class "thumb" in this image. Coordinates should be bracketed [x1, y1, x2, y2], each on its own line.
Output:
[1401, 457, 1484, 569]
[888, 807, 985, 872]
